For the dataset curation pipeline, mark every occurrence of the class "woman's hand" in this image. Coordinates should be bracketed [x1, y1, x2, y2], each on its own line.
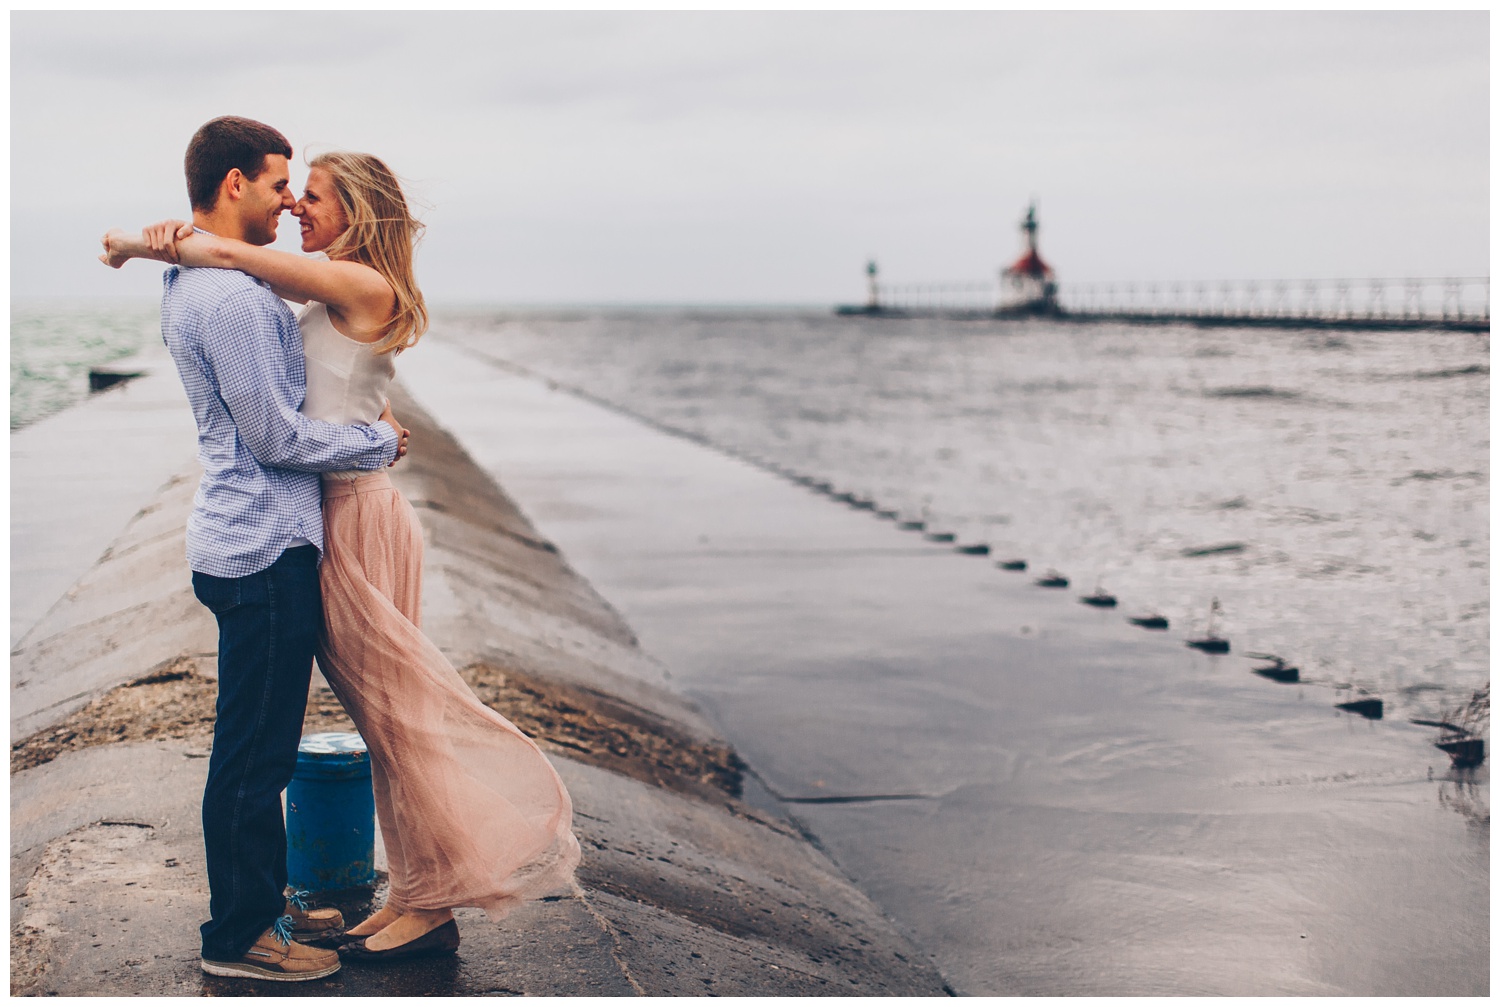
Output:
[98, 229, 135, 269]
[142, 219, 193, 262]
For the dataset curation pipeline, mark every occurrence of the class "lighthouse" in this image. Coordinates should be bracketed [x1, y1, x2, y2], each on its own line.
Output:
[999, 201, 1059, 316]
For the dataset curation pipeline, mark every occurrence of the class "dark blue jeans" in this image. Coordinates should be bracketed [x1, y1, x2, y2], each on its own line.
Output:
[192, 545, 322, 961]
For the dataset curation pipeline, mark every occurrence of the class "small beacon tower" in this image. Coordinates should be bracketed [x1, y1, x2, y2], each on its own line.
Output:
[1001, 201, 1058, 314]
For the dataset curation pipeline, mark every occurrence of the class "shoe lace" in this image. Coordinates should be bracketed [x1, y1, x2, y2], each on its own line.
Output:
[270, 913, 295, 947]
[286, 888, 312, 913]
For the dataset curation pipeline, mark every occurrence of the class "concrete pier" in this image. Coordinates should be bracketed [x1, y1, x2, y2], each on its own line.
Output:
[10, 361, 944, 996]
[10, 342, 196, 648]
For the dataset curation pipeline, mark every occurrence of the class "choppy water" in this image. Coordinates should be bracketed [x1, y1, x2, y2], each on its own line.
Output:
[435, 309, 1489, 721]
[10, 300, 160, 430]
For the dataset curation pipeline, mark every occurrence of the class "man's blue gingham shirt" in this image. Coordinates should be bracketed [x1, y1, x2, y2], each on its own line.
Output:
[162, 265, 398, 579]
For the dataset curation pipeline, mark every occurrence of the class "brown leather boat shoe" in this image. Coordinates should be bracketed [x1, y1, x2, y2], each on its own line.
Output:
[338, 919, 460, 962]
[285, 891, 345, 945]
[201, 918, 341, 981]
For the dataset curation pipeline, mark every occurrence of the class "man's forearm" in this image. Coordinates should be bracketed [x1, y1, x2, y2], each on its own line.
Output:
[239, 409, 398, 473]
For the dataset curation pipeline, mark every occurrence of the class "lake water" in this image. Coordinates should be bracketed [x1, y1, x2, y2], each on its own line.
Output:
[433, 309, 1489, 725]
[10, 300, 161, 431]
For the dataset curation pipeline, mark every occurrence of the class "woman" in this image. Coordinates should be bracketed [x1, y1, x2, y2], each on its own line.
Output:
[102, 152, 580, 960]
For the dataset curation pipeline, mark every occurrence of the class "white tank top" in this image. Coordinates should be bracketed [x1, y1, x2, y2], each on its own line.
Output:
[298, 300, 396, 482]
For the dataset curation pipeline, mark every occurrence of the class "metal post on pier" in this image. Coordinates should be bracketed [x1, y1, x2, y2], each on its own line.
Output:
[286, 732, 376, 894]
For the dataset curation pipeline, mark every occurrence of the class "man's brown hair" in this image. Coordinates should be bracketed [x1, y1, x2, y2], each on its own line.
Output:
[184, 116, 293, 212]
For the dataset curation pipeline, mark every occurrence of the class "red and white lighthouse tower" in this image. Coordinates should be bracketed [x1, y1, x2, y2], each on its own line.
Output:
[1000, 201, 1059, 315]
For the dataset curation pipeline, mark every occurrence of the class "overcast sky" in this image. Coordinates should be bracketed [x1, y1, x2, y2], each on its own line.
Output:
[12, 11, 1489, 305]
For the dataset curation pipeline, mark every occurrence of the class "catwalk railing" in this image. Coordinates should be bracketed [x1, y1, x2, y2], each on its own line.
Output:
[857, 277, 1490, 332]
[1058, 277, 1490, 327]
[870, 282, 999, 313]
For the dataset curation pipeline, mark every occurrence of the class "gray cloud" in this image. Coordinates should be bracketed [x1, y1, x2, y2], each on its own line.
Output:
[13, 11, 1487, 304]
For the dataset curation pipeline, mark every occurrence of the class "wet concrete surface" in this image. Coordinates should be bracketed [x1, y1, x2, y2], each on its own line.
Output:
[396, 337, 1488, 996]
[12, 742, 940, 996]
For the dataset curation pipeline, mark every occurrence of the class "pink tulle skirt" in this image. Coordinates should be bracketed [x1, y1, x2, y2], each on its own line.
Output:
[316, 471, 579, 918]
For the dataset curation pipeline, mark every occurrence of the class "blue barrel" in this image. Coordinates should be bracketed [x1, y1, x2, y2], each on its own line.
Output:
[286, 732, 376, 892]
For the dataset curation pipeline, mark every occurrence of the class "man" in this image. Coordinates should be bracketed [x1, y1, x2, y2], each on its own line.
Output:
[157, 116, 408, 982]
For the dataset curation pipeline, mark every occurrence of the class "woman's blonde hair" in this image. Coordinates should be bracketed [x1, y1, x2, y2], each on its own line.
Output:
[311, 150, 428, 354]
